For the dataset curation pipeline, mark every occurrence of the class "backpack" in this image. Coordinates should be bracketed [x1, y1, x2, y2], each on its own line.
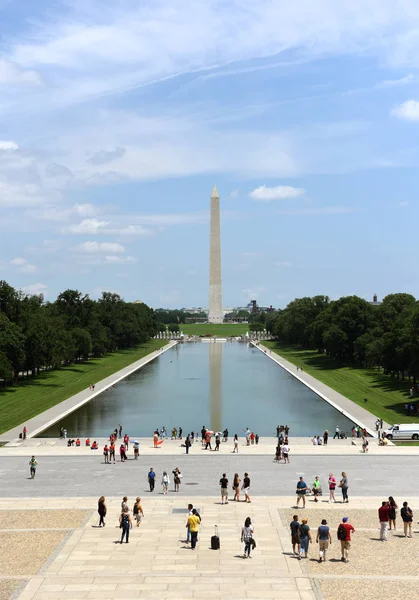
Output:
[121, 514, 129, 527]
[337, 524, 347, 540]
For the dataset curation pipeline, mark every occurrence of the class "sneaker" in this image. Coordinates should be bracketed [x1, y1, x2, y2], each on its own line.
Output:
[319, 557, 322, 563]
[341, 557, 345, 562]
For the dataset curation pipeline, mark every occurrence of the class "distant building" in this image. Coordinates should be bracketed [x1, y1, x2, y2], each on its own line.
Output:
[369, 294, 381, 306]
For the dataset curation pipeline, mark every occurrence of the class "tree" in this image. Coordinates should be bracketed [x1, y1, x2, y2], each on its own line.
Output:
[71, 328, 93, 361]
[168, 323, 180, 332]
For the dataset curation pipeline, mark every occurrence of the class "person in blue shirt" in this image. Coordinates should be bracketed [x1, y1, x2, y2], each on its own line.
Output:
[296, 476, 308, 508]
[316, 519, 332, 562]
[148, 467, 156, 492]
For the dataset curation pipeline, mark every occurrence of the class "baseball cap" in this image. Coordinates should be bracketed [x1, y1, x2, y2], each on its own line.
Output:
[342, 516, 348, 523]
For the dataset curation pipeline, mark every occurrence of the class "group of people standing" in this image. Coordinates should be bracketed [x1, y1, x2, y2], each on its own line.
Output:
[147, 467, 183, 493]
[219, 472, 251, 504]
[296, 472, 349, 506]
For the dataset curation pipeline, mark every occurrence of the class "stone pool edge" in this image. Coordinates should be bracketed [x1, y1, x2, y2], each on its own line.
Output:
[252, 342, 386, 438]
[0, 341, 178, 443]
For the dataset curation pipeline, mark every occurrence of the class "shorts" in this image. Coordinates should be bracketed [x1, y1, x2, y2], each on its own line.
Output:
[291, 534, 299, 545]
[340, 540, 351, 550]
[243, 487, 250, 495]
[221, 488, 228, 497]
[135, 514, 142, 523]
[283, 453, 288, 459]
[319, 540, 329, 552]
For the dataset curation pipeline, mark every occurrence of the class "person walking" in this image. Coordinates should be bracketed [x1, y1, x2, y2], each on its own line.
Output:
[233, 473, 241, 502]
[401, 501, 413, 537]
[119, 424, 122, 438]
[242, 472, 251, 503]
[133, 497, 144, 527]
[109, 442, 116, 463]
[339, 472, 349, 503]
[173, 468, 182, 492]
[290, 514, 300, 555]
[185, 435, 191, 454]
[121, 496, 129, 513]
[241, 517, 254, 559]
[219, 473, 229, 505]
[29, 456, 38, 479]
[328, 473, 336, 503]
[98, 496, 107, 527]
[312, 476, 321, 502]
[298, 518, 312, 560]
[148, 467, 156, 492]
[282, 443, 290, 463]
[233, 434, 239, 453]
[186, 508, 201, 550]
[378, 501, 390, 541]
[337, 517, 355, 563]
[185, 503, 194, 544]
[161, 471, 170, 495]
[388, 496, 398, 530]
[215, 433, 221, 451]
[323, 430, 328, 445]
[119, 506, 132, 544]
[204, 430, 212, 450]
[296, 476, 308, 508]
[316, 519, 331, 562]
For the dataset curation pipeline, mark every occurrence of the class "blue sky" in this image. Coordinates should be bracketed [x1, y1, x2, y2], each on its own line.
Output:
[1, 0, 419, 309]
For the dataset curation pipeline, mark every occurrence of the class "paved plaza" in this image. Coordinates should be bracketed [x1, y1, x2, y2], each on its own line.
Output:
[1, 453, 419, 498]
[1, 495, 418, 600]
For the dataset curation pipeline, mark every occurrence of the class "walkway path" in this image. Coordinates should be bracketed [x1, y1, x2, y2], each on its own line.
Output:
[0, 342, 177, 443]
[3, 496, 418, 600]
[255, 343, 390, 437]
[1, 454, 419, 498]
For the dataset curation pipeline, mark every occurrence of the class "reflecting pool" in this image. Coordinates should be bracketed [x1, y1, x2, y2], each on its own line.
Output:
[41, 342, 354, 437]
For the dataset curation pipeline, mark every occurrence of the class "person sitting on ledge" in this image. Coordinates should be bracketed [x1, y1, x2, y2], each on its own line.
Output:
[86, 438, 91, 447]
[67, 439, 75, 447]
[76, 438, 81, 446]
[91, 441, 98, 450]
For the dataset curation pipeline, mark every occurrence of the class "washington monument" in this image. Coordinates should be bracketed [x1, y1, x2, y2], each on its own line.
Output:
[208, 185, 223, 323]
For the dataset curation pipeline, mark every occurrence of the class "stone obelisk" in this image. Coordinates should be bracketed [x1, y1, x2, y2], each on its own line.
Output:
[208, 185, 223, 323]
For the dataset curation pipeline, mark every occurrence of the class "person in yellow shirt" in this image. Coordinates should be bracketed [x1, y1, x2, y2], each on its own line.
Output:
[186, 509, 201, 549]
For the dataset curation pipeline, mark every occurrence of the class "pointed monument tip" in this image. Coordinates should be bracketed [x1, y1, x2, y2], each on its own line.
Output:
[211, 185, 219, 198]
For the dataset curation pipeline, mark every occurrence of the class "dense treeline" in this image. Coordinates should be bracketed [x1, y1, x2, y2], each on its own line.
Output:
[270, 294, 419, 382]
[0, 281, 156, 384]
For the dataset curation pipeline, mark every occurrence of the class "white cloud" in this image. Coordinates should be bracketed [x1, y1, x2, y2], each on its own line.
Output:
[10, 257, 38, 273]
[398, 200, 409, 207]
[250, 185, 305, 201]
[87, 147, 126, 165]
[275, 261, 293, 267]
[75, 241, 125, 254]
[103, 255, 135, 264]
[380, 74, 415, 87]
[0, 141, 19, 151]
[68, 219, 109, 234]
[241, 286, 266, 301]
[74, 204, 98, 217]
[8, 1, 419, 111]
[391, 100, 419, 121]
[0, 59, 41, 86]
[21, 282, 47, 296]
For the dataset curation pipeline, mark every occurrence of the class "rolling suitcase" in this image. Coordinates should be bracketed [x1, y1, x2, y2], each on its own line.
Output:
[211, 525, 220, 550]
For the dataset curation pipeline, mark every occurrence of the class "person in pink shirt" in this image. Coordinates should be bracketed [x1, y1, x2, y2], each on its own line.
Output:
[328, 473, 336, 503]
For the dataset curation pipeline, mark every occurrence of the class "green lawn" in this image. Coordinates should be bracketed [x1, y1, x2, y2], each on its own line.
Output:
[0, 339, 167, 434]
[264, 341, 419, 426]
[181, 323, 249, 336]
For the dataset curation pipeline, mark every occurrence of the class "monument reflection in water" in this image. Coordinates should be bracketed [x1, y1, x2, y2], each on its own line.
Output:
[209, 341, 222, 433]
[40, 342, 354, 437]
